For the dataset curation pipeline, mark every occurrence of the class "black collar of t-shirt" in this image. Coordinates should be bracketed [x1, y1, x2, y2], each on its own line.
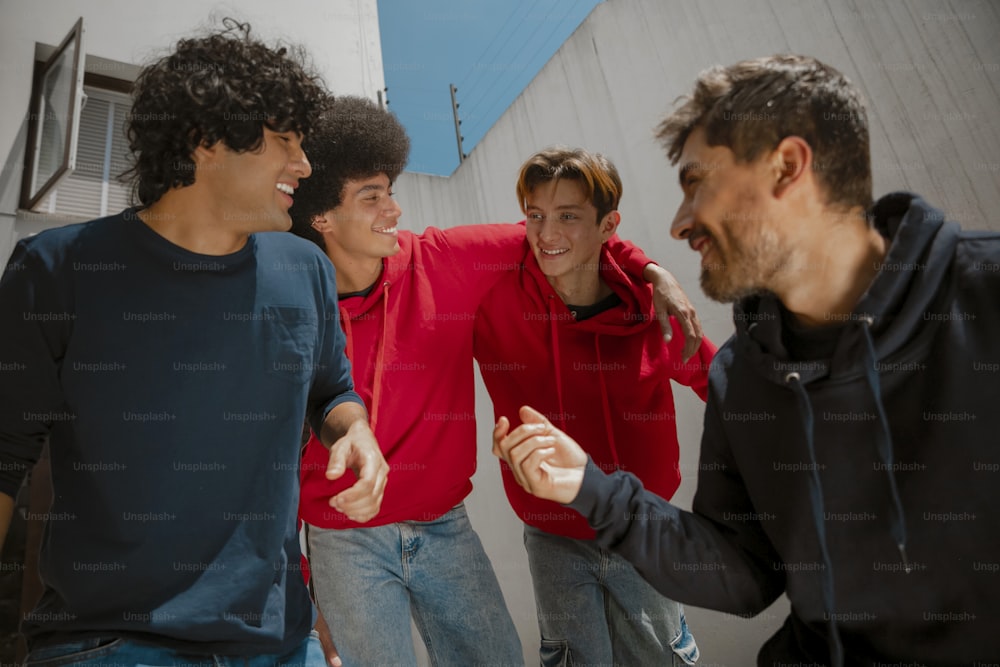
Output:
[565, 292, 623, 322]
[338, 281, 377, 300]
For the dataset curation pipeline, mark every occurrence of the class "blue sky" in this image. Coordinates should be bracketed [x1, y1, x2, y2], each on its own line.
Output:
[377, 0, 602, 176]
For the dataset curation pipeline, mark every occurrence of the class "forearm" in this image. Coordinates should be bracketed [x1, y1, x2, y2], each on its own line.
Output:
[318, 401, 370, 449]
[569, 460, 783, 615]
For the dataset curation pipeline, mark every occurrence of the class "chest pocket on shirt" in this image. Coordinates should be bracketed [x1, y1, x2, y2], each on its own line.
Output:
[261, 305, 319, 385]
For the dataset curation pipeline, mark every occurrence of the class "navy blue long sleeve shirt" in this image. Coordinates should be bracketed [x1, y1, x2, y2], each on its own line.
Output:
[0, 209, 362, 655]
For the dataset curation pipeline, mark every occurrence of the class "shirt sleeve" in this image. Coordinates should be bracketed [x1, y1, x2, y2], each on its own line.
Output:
[432, 222, 527, 307]
[665, 317, 717, 401]
[306, 259, 365, 436]
[0, 242, 71, 498]
[567, 392, 785, 615]
[604, 233, 657, 281]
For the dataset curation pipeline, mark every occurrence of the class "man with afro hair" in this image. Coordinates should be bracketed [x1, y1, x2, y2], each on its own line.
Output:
[290, 94, 702, 666]
[0, 20, 386, 667]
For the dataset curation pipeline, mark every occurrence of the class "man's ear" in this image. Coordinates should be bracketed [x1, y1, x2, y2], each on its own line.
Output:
[190, 139, 221, 175]
[600, 210, 621, 241]
[772, 135, 813, 198]
[311, 212, 334, 233]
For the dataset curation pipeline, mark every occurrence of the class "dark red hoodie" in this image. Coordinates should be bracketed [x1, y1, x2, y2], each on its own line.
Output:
[474, 241, 716, 539]
[299, 224, 656, 529]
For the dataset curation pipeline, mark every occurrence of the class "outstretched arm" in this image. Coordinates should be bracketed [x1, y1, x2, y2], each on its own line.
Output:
[494, 404, 785, 615]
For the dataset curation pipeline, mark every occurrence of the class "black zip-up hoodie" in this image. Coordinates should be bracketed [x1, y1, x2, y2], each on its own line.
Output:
[569, 193, 1000, 665]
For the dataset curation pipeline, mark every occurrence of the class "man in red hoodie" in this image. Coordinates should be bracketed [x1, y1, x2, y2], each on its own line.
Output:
[288, 96, 702, 666]
[478, 148, 716, 666]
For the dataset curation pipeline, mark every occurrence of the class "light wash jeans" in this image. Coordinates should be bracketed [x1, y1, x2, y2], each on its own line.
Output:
[305, 503, 523, 667]
[524, 524, 699, 667]
[22, 631, 325, 667]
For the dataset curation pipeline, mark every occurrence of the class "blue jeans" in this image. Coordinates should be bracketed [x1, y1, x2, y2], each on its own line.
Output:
[22, 631, 325, 666]
[305, 503, 523, 667]
[524, 525, 699, 666]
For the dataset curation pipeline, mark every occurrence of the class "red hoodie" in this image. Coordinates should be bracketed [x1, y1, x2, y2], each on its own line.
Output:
[474, 241, 716, 539]
[298, 224, 655, 529]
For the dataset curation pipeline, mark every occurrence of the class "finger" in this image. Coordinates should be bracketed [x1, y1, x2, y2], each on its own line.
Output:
[505, 437, 552, 490]
[516, 446, 558, 495]
[492, 416, 510, 458]
[325, 438, 348, 481]
[330, 459, 387, 523]
[330, 485, 379, 523]
[680, 307, 704, 363]
[498, 422, 550, 457]
[313, 613, 341, 667]
[656, 302, 673, 343]
[507, 434, 558, 480]
[518, 405, 553, 427]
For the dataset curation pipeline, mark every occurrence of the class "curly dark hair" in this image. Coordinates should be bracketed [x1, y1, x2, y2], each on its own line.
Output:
[656, 54, 872, 210]
[289, 95, 410, 249]
[125, 18, 326, 206]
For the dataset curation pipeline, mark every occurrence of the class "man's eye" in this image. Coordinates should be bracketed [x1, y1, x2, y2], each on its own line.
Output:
[560, 214, 578, 221]
[528, 213, 544, 221]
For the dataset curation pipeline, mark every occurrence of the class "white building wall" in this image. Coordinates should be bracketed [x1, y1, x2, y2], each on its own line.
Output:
[394, 0, 1000, 664]
[0, 0, 386, 262]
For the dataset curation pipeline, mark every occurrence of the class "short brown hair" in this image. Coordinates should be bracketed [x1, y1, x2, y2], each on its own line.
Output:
[656, 54, 872, 210]
[516, 147, 622, 222]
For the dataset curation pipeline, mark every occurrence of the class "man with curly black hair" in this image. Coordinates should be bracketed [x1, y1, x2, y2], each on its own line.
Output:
[289, 95, 702, 666]
[0, 20, 386, 667]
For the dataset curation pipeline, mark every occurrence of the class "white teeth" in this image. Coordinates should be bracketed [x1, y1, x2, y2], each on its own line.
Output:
[276, 183, 294, 195]
[374, 227, 398, 235]
[541, 248, 568, 255]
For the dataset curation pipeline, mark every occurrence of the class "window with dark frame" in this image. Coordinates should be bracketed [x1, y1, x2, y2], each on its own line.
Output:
[20, 18, 136, 220]
[20, 18, 85, 211]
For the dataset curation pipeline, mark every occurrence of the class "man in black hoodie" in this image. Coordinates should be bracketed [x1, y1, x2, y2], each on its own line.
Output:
[494, 54, 1000, 665]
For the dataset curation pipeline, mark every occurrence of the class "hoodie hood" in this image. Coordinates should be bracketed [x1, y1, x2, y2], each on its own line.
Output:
[519, 242, 656, 336]
[335, 240, 414, 318]
[734, 192, 961, 385]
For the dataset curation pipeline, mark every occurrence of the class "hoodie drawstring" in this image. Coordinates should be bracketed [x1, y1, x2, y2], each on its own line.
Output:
[785, 371, 844, 667]
[594, 335, 621, 468]
[338, 283, 390, 433]
[369, 282, 391, 433]
[547, 296, 568, 431]
[860, 319, 911, 573]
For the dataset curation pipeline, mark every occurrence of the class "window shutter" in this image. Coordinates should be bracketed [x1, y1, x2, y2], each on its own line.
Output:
[37, 87, 133, 218]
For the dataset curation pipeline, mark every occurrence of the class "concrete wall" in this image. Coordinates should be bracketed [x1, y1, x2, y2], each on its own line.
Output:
[0, 0, 386, 263]
[393, 0, 1000, 664]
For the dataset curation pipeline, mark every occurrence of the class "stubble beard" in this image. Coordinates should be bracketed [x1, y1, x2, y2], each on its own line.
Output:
[699, 227, 788, 304]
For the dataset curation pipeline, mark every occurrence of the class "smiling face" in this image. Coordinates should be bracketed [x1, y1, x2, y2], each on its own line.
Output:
[208, 127, 312, 233]
[313, 173, 402, 261]
[670, 126, 793, 303]
[525, 178, 617, 287]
